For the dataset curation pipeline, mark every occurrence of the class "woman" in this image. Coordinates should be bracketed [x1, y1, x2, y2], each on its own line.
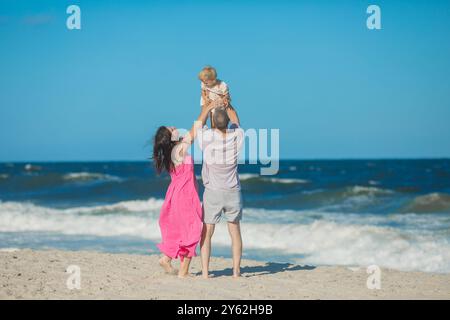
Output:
[152, 102, 215, 278]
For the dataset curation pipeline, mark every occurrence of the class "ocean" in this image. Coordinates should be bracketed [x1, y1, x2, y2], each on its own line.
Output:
[0, 159, 449, 273]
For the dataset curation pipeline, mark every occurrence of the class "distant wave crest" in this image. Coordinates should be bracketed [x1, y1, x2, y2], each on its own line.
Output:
[343, 185, 394, 196]
[402, 193, 450, 214]
[239, 174, 309, 184]
[63, 172, 123, 182]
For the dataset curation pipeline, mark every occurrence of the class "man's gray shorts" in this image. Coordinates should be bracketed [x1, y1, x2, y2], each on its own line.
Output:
[203, 188, 243, 224]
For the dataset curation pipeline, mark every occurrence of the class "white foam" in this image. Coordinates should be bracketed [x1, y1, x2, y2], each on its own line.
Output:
[346, 185, 394, 196]
[24, 164, 42, 171]
[241, 221, 450, 273]
[239, 173, 309, 184]
[0, 200, 161, 238]
[0, 200, 449, 273]
[63, 172, 123, 182]
[0, 248, 20, 252]
[261, 177, 309, 184]
[238, 174, 260, 181]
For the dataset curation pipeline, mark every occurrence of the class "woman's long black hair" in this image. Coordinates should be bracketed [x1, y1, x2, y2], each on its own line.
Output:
[152, 126, 177, 174]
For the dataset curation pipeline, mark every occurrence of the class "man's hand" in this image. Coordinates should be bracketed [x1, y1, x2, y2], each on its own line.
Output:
[222, 91, 231, 108]
[223, 97, 230, 107]
[201, 100, 216, 114]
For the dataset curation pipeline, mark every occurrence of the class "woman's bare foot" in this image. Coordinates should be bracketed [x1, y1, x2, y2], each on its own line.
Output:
[159, 256, 177, 274]
[232, 269, 241, 278]
[178, 271, 194, 279]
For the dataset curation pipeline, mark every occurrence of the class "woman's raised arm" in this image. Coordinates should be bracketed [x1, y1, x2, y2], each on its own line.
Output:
[186, 101, 216, 143]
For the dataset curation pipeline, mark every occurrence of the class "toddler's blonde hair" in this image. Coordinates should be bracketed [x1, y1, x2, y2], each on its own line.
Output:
[198, 66, 217, 81]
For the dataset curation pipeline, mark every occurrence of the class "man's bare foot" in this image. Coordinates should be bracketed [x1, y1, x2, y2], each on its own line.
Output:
[202, 272, 214, 279]
[232, 270, 241, 278]
[159, 257, 176, 274]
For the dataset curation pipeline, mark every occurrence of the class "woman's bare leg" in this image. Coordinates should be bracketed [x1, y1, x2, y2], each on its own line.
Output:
[178, 257, 192, 278]
[159, 255, 176, 274]
[200, 223, 215, 279]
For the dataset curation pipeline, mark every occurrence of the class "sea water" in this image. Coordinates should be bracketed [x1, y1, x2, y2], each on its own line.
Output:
[0, 159, 449, 273]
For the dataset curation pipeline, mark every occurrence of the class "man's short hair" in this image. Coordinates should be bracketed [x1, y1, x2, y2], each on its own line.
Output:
[213, 108, 229, 130]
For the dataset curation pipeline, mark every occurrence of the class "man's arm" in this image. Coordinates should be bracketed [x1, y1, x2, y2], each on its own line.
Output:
[226, 105, 240, 126]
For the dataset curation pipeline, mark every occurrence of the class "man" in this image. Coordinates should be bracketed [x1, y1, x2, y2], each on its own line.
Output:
[197, 106, 244, 278]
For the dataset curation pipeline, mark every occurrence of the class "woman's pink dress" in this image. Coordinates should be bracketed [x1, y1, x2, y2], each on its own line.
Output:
[157, 154, 203, 261]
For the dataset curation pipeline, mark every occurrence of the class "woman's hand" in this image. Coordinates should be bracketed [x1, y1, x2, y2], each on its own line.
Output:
[188, 101, 215, 142]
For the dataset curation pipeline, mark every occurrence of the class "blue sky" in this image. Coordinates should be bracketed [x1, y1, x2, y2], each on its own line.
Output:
[0, 0, 449, 161]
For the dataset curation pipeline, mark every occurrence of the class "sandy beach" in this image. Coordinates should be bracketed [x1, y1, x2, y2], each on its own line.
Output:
[0, 249, 449, 300]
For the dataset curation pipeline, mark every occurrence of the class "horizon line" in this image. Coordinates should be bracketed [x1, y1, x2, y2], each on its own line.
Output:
[1, 156, 449, 164]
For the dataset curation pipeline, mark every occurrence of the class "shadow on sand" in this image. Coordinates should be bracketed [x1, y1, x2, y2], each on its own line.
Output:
[196, 262, 316, 278]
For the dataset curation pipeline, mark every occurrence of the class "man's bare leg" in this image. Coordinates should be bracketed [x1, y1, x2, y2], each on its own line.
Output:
[227, 221, 242, 278]
[200, 223, 215, 279]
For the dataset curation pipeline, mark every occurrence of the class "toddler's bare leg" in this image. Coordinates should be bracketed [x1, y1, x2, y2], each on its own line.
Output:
[209, 110, 215, 128]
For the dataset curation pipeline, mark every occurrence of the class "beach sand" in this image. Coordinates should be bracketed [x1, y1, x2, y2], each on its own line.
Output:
[0, 249, 449, 299]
